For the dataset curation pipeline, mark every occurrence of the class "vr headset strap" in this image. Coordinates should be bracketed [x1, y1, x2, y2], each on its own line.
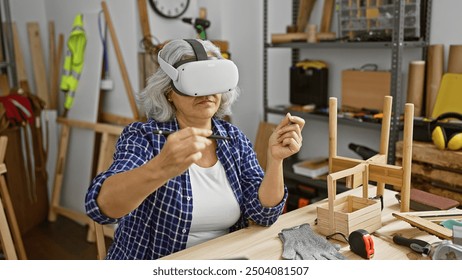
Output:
[184, 39, 208, 61]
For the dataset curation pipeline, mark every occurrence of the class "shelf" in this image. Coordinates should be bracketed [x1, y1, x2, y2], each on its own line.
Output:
[266, 106, 383, 130]
[284, 171, 350, 194]
[283, 157, 349, 194]
[265, 40, 427, 49]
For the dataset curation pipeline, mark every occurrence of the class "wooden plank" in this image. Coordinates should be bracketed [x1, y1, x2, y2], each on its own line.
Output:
[99, 111, 138, 126]
[51, 34, 64, 110]
[138, 52, 146, 89]
[0, 197, 18, 259]
[53, 205, 90, 225]
[409, 179, 462, 205]
[0, 138, 27, 259]
[392, 212, 453, 240]
[27, 22, 50, 105]
[12, 23, 29, 87]
[48, 21, 57, 109]
[331, 156, 363, 173]
[296, 0, 316, 33]
[0, 75, 9, 96]
[320, 0, 335, 33]
[396, 141, 462, 171]
[57, 117, 123, 136]
[48, 124, 70, 222]
[271, 33, 308, 44]
[137, 0, 151, 46]
[396, 159, 462, 189]
[401, 210, 462, 221]
[368, 163, 403, 187]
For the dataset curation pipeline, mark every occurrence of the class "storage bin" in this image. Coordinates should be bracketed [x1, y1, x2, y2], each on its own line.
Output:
[336, 0, 421, 41]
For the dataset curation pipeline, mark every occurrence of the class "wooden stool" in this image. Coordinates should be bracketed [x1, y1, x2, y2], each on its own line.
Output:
[0, 136, 27, 259]
[316, 96, 414, 241]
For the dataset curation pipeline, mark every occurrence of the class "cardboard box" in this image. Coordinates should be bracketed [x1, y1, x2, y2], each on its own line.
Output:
[341, 69, 391, 111]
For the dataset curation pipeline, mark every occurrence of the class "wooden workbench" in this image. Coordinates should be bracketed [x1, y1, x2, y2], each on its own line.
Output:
[162, 186, 455, 260]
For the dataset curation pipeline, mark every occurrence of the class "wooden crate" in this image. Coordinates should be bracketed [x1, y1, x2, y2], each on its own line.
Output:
[317, 195, 382, 240]
[395, 141, 462, 204]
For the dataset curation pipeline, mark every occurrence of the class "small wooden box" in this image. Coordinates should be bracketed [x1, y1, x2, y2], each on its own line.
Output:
[395, 141, 462, 204]
[341, 69, 391, 111]
[317, 195, 382, 241]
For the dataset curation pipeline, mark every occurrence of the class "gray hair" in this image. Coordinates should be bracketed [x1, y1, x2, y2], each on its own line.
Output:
[136, 39, 240, 122]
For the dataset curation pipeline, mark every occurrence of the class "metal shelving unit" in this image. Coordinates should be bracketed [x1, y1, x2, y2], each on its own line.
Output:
[263, 0, 432, 165]
[263, 0, 432, 195]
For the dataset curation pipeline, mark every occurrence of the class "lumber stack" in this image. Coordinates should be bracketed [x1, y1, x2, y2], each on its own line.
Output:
[395, 141, 462, 204]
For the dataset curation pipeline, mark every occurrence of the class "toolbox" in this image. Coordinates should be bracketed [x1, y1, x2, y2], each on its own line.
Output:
[290, 60, 328, 109]
[341, 64, 390, 111]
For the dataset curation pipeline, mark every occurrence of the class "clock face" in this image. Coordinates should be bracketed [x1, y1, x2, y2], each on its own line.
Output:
[149, 0, 190, 19]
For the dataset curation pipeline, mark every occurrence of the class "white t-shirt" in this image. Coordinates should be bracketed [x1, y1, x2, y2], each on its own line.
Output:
[186, 160, 241, 248]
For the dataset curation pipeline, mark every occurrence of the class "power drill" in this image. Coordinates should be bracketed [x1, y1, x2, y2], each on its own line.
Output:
[182, 18, 210, 40]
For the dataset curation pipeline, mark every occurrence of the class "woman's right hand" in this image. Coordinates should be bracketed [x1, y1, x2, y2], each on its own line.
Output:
[152, 127, 213, 180]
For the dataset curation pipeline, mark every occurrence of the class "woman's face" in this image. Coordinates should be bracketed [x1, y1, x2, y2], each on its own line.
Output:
[169, 91, 222, 123]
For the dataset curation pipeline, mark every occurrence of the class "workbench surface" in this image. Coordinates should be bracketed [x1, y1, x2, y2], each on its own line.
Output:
[162, 186, 456, 260]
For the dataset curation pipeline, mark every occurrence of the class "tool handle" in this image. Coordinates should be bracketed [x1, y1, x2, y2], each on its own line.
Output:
[393, 235, 430, 254]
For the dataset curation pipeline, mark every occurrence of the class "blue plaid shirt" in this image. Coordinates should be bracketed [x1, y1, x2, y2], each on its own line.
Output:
[85, 117, 287, 259]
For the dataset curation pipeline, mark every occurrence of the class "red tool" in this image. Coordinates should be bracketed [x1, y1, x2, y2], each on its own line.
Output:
[349, 229, 375, 259]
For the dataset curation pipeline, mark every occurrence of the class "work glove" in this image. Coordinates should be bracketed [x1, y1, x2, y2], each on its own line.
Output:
[278, 223, 346, 260]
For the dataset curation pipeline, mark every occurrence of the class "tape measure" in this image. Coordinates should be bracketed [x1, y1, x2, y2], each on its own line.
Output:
[349, 229, 375, 259]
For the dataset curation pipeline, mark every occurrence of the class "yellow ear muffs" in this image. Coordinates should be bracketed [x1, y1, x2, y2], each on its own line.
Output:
[431, 112, 462, 150]
[431, 126, 447, 150]
[447, 133, 462, 150]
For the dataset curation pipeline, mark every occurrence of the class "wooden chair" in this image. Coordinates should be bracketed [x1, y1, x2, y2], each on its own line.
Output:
[327, 96, 414, 211]
[47, 118, 120, 259]
[0, 136, 27, 259]
[316, 96, 414, 240]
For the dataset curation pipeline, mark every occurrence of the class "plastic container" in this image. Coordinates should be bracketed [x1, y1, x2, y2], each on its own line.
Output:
[336, 0, 421, 41]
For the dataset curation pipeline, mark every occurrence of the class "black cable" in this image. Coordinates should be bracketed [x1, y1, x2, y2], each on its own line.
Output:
[326, 232, 349, 243]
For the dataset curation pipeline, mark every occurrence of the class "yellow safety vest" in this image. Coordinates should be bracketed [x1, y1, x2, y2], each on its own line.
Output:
[60, 14, 87, 111]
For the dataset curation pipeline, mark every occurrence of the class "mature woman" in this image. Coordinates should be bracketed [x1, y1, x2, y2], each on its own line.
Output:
[85, 39, 305, 259]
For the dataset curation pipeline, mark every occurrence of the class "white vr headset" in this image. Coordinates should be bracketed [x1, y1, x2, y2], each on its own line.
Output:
[157, 39, 239, 96]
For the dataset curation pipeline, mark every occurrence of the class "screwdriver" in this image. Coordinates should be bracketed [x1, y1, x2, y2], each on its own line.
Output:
[392, 235, 432, 256]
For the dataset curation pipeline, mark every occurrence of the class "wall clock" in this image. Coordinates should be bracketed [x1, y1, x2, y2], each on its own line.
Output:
[148, 0, 190, 19]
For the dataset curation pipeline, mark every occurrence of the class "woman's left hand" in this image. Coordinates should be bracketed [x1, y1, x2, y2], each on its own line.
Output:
[268, 113, 305, 161]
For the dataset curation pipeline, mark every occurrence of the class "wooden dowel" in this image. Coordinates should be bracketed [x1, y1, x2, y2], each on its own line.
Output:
[329, 97, 337, 173]
[376, 95, 392, 196]
[400, 103, 414, 212]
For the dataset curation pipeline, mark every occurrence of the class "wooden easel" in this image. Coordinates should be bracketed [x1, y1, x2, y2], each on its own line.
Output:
[0, 136, 27, 259]
[316, 96, 414, 240]
[48, 118, 123, 243]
